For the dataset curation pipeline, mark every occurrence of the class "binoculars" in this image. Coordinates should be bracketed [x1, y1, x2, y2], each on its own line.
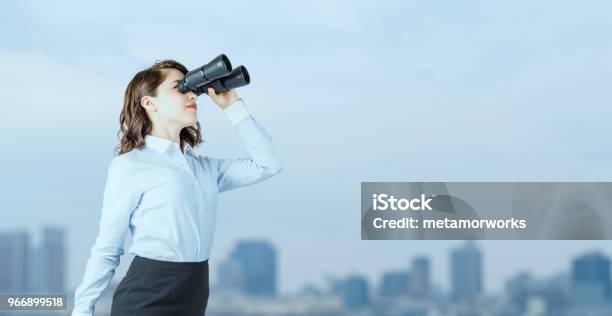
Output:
[177, 54, 250, 96]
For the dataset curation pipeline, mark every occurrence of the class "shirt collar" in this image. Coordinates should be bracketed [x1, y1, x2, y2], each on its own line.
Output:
[144, 135, 198, 157]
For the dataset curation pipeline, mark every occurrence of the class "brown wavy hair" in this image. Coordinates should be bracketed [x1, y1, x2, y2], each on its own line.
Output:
[114, 60, 203, 156]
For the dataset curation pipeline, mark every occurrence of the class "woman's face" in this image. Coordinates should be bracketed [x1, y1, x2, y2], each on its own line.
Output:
[149, 68, 198, 128]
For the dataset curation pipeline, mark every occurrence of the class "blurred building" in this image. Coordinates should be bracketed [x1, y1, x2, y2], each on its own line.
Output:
[0, 230, 30, 293]
[341, 275, 370, 309]
[39, 226, 66, 293]
[506, 272, 569, 314]
[410, 256, 431, 300]
[451, 241, 482, 302]
[571, 252, 611, 305]
[231, 240, 277, 297]
[379, 270, 409, 297]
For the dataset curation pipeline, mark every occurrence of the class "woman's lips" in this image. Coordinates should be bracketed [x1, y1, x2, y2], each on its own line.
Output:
[186, 103, 197, 109]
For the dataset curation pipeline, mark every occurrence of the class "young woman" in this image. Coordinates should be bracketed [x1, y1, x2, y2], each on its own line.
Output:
[71, 60, 283, 316]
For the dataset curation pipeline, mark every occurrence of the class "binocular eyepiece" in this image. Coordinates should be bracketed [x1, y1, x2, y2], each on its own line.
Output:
[177, 54, 250, 96]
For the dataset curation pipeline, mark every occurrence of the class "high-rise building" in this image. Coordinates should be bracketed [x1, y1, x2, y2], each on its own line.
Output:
[379, 271, 409, 297]
[39, 226, 66, 293]
[451, 241, 482, 301]
[342, 275, 370, 309]
[27, 239, 41, 292]
[231, 240, 277, 297]
[506, 272, 569, 312]
[410, 256, 431, 300]
[0, 231, 30, 293]
[572, 252, 611, 305]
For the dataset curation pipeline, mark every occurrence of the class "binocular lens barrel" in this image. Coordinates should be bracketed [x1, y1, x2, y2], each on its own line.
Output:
[198, 66, 250, 95]
[178, 54, 250, 96]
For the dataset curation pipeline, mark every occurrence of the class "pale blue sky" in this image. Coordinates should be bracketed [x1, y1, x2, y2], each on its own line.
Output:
[1, 0, 611, 295]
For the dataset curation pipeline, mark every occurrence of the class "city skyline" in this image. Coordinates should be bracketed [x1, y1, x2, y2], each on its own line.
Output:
[3, 228, 612, 314]
[2, 226, 612, 299]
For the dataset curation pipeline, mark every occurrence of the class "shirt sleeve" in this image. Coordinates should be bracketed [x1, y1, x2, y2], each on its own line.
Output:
[214, 98, 284, 193]
[71, 157, 141, 316]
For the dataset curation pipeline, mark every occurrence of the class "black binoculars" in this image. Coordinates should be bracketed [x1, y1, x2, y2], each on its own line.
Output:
[177, 54, 250, 96]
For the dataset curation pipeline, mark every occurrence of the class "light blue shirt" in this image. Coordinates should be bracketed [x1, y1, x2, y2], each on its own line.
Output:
[72, 99, 283, 316]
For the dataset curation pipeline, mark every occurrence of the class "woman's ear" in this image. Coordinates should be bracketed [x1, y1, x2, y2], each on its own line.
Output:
[140, 96, 156, 112]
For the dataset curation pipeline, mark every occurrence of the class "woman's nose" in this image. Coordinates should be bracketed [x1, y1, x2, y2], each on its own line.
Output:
[187, 91, 197, 100]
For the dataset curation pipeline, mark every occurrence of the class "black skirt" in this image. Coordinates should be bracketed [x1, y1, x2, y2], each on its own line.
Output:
[110, 255, 209, 316]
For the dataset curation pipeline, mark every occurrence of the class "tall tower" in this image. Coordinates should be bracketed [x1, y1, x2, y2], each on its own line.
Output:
[451, 241, 482, 301]
[40, 226, 66, 293]
[231, 240, 277, 297]
[0, 231, 30, 292]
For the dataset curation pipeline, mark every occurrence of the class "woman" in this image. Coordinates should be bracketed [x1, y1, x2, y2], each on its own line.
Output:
[71, 60, 283, 316]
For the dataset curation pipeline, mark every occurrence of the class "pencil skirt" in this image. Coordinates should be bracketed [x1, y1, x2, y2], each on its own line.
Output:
[110, 255, 209, 316]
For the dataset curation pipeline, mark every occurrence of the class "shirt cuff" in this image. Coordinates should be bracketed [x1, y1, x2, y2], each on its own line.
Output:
[223, 98, 250, 126]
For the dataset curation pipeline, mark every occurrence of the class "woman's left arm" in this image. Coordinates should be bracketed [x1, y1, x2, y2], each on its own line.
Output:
[207, 88, 284, 192]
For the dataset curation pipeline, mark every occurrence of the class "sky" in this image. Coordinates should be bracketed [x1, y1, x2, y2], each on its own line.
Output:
[1, 0, 611, 296]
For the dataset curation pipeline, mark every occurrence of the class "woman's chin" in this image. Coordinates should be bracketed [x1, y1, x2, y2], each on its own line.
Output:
[184, 116, 198, 126]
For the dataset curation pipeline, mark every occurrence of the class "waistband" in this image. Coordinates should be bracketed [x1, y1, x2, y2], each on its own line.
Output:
[133, 255, 209, 271]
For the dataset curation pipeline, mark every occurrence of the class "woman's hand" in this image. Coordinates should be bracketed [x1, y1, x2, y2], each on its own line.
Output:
[208, 88, 239, 110]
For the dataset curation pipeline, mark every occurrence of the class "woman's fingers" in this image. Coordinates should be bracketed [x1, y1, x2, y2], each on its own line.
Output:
[208, 88, 221, 103]
[208, 88, 236, 108]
